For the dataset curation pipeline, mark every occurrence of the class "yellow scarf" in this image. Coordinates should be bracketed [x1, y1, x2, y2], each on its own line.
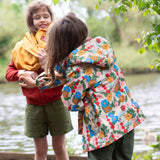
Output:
[12, 29, 47, 71]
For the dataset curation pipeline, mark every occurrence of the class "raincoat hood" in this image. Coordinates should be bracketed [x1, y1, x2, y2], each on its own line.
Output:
[56, 36, 117, 74]
[68, 36, 116, 68]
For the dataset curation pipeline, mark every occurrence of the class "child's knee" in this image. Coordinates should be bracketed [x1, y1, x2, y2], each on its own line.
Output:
[53, 143, 67, 155]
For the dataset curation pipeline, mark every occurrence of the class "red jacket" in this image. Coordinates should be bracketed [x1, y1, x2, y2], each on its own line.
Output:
[5, 59, 63, 105]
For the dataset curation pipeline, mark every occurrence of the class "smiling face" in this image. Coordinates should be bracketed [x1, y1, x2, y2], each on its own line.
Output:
[33, 7, 52, 31]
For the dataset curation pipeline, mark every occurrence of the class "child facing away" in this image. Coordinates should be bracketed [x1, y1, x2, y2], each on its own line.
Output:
[20, 12, 146, 160]
[5, 1, 73, 160]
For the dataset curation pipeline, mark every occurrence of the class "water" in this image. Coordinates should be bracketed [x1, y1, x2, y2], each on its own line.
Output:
[0, 73, 160, 157]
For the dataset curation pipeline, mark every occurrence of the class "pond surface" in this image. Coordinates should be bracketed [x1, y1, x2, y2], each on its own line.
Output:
[0, 73, 160, 157]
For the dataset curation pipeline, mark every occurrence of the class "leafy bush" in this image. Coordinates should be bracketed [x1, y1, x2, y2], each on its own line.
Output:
[0, 0, 27, 58]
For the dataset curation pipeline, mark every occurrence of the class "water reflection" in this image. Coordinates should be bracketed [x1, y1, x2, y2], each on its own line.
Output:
[0, 73, 160, 156]
[126, 73, 160, 157]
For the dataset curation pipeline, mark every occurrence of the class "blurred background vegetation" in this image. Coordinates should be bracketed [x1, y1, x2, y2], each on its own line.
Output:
[0, 0, 159, 81]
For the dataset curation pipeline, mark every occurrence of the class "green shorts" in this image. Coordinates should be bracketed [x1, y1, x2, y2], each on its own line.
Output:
[25, 99, 73, 138]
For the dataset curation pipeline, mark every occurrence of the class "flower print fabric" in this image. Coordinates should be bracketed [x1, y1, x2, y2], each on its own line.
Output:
[36, 36, 146, 152]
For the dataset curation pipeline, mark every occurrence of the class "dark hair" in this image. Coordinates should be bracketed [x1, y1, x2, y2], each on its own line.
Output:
[46, 12, 88, 84]
[26, 1, 54, 35]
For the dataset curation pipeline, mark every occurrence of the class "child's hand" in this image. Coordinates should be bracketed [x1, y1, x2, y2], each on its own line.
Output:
[18, 70, 38, 80]
[19, 75, 37, 88]
[38, 49, 48, 70]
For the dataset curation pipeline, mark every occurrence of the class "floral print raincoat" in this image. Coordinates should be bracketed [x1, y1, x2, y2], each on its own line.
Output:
[36, 36, 145, 152]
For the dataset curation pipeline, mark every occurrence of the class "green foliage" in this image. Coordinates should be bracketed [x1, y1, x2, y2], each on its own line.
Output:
[66, 134, 81, 155]
[132, 153, 141, 160]
[52, 0, 67, 5]
[52, 0, 60, 5]
[86, 16, 108, 38]
[11, 2, 23, 13]
[95, 0, 160, 70]
[150, 135, 160, 150]
[157, 135, 160, 141]
[138, 48, 146, 55]
[151, 142, 160, 150]
[0, 0, 27, 58]
[132, 150, 157, 160]
[0, 58, 10, 82]
[132, 134, 160, 160]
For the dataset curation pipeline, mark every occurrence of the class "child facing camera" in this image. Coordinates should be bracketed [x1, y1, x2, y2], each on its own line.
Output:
[5, 2, 73, 160]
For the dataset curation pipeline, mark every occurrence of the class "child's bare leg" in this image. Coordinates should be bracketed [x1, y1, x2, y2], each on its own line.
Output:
[34, 136, 48, 160]
[52, 134, 69, 160]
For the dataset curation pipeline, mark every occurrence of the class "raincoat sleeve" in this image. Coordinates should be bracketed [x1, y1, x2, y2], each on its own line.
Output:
[35, 71, 66, 89]
[35, 69, 89, 111]
[61, 75, 89, 111]
[35, 60, 68, 89]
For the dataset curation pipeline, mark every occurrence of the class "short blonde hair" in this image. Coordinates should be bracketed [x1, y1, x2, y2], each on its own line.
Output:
[26, 1, 54, 35]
